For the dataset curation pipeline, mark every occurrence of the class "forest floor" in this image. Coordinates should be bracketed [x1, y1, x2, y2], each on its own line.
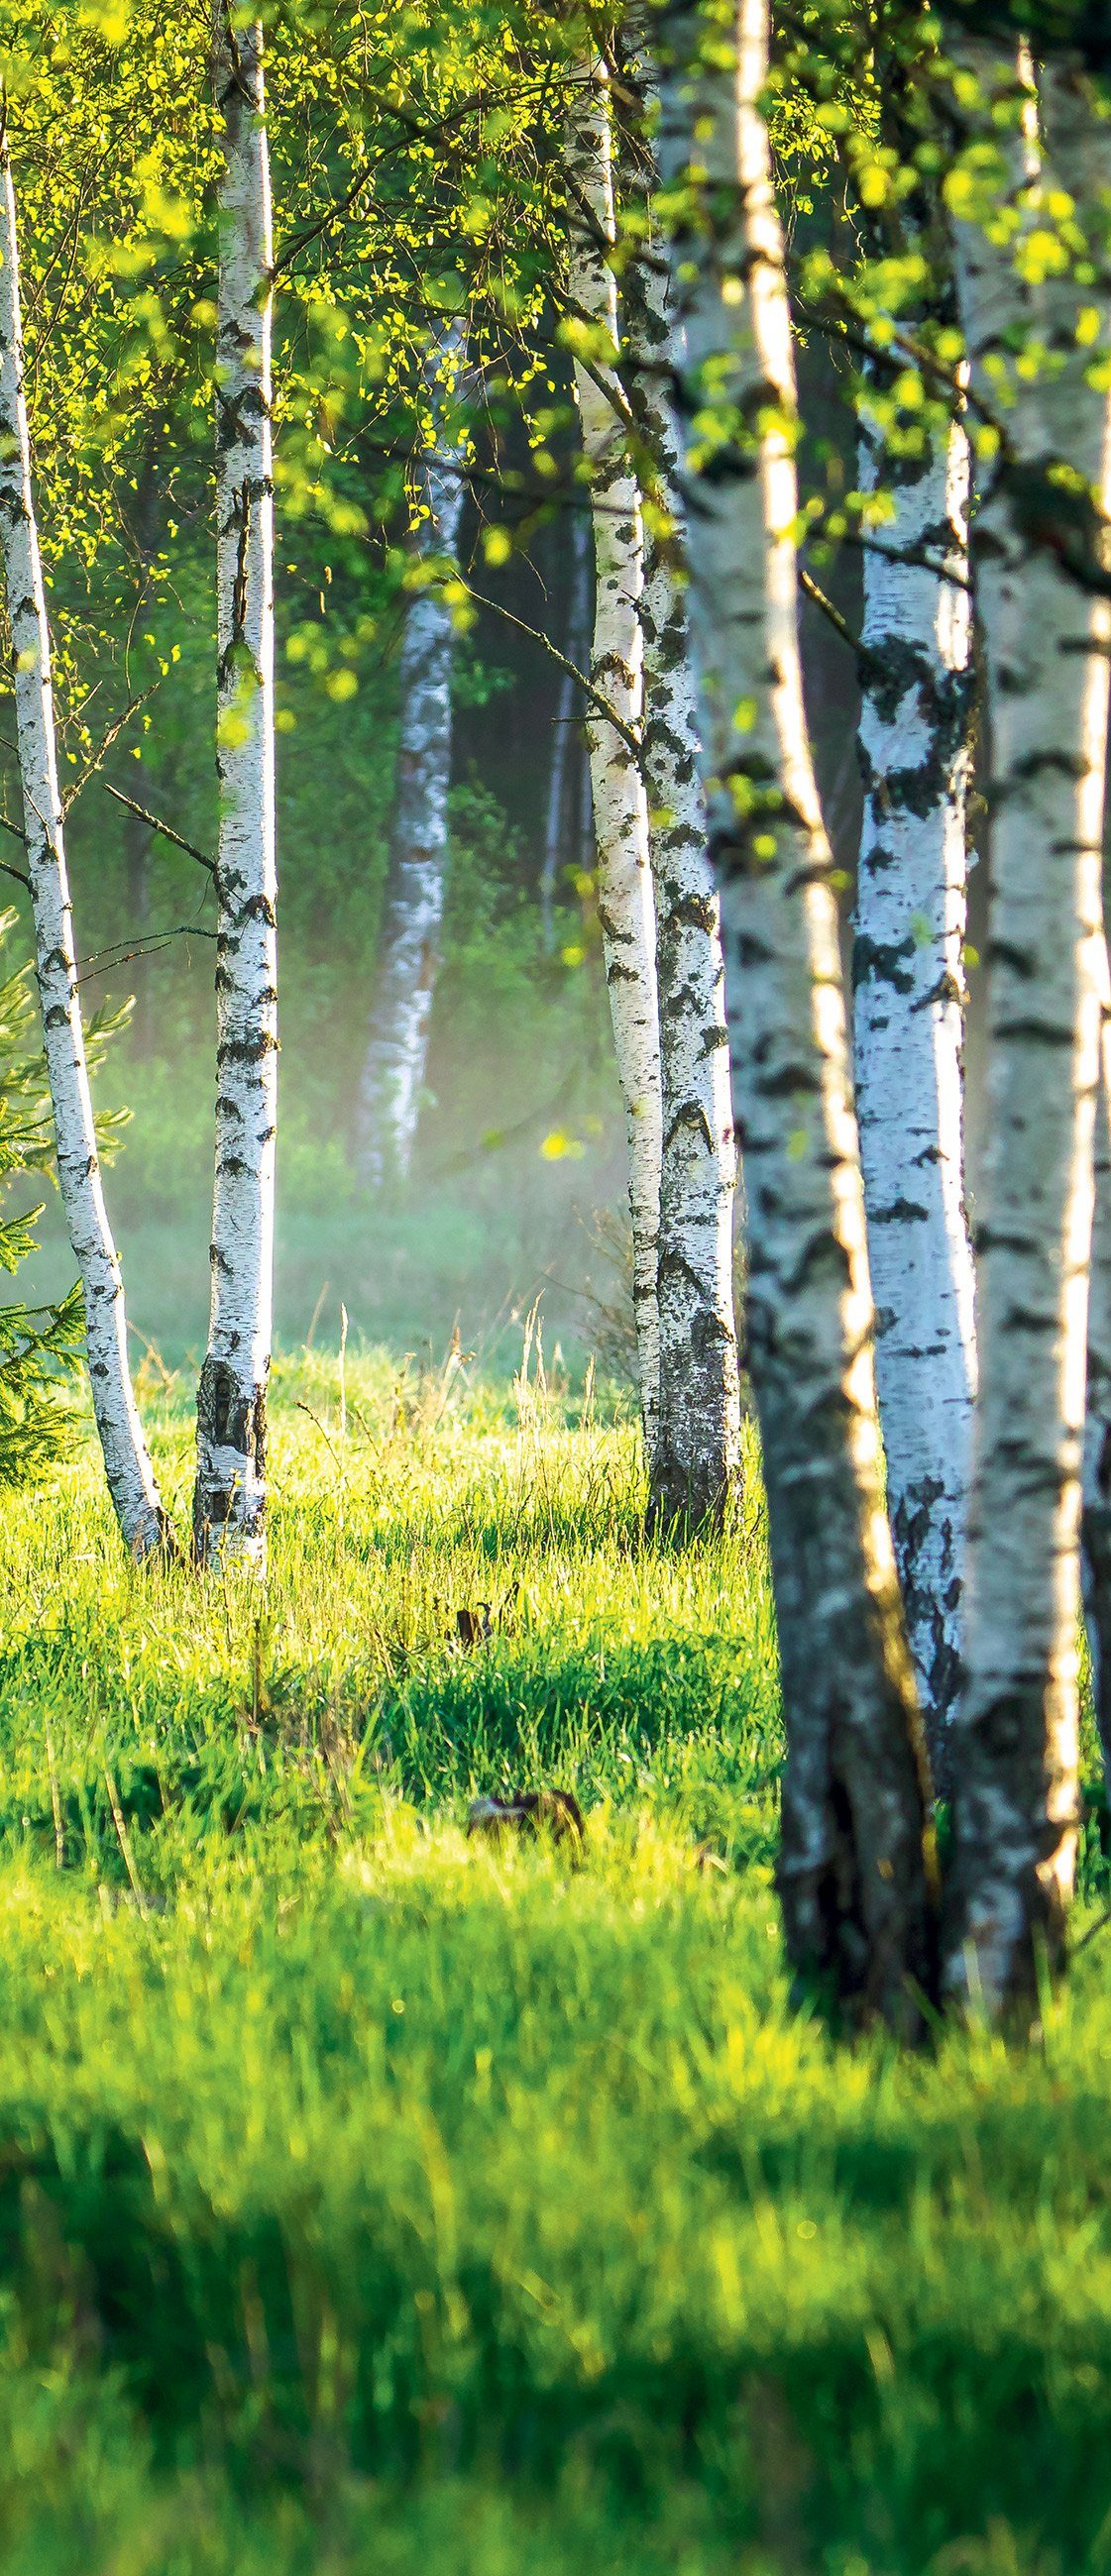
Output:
[2, 1352, 1111, 2574]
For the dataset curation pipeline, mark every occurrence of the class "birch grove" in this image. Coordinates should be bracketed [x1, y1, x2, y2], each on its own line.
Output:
[854, 377, 976, 1788]
[357, 321, 468, 1189]
[566, 59, 663, 1464]
[657, 0, 936, 2022]
[943, 37, 1111, 2008]
[0, 132, 170, 1558]
[194, 8, 278, 1565]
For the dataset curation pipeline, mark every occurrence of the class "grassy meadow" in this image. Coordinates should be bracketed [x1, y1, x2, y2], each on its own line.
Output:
[0, 1345, 1110, 2573]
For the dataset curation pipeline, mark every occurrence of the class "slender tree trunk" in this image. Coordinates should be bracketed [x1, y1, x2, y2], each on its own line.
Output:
[194, 9, 278, 1565]
[567, 58, 662, 1464]
[854, 386, 976, 1791]
[1083, 945, 1111, 1800]
[540, 508, 590, 954]
[620, 175, 742, 1527]
[0, 138, 171, 1558]
[943, 39, 1110, 2008]
[357, 322, 467, 1190]
[123, 447, 163, 1058]
[658, 0, 937, 2023]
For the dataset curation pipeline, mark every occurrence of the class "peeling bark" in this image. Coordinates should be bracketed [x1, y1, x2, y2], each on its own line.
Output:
[357, 320, 468, 1189]
[657, 0, 937, 2026]
[194, 9, 278, 1565]
[621, 141, 742, 1528]
[567, 57, 663, 1463]
[0, 135, 171, 1559]
[854, 381, 976, 1791]
[943, 40, 1110, 2010]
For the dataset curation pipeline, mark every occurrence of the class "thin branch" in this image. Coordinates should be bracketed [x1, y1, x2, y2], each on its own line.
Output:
[60, 686, 160, 817]
[273, 73, 564, 280]
[0, 732, 216, 876]
[799, 563, 860, 654]
[98, 782, 216, 875]
[74, 923, 217, 989]
[458, 578, 640, 760]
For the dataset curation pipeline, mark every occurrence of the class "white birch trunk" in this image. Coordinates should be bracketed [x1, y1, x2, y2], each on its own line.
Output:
[854, 399, 976, 1789]
[622, 195, 742, 1526]
[194, 10, 278, 1565]
[357, 321, 467, 1189]
[658, 0, 936, 2023]
[567, 58, 662, 1465]
[943, 39, 1111, 2007]
[0, 139, 170, 1559]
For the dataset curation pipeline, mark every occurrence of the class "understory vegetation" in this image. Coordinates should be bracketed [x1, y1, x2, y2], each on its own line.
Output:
[0, 1353, 1108, 2576]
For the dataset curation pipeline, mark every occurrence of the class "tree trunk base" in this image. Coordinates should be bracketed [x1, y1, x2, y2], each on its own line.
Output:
[193, 1355, 268, 1567]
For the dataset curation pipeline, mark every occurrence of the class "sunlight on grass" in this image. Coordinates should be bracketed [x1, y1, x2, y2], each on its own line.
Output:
[0, 1355, 1107, 2574]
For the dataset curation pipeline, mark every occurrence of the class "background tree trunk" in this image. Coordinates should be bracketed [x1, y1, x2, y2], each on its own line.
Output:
[0, 140, 170, 1558]
[121, 444, 164, 1057]
[854, 384, 976, 1792]
[1082, 950, 1111, 1801]
[540, 507, 591, 955]
[567, 56, 663, 1466]
[944, 39, 1110, 2009]
[621, 156, 742, 1528]
[357, 320, 467, 1189]
[194, 9, 278, 1565]
[657, 0, 937, 2025]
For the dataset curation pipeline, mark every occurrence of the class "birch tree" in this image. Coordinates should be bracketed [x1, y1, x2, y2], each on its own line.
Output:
[657, 0, 937, 2023]
[357, 320, 468, 1189]
[567, 57, 663, 1462]
[853, 334, 976, 1787]
[0, 125, 171, 1558]
[942, 35, 1111, 2008]
[620, 163, 742, 1527]
[194, 8, 278, 1565]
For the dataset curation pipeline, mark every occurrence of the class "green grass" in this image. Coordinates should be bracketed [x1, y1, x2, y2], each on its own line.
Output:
[1, 1350, 1111, 2574]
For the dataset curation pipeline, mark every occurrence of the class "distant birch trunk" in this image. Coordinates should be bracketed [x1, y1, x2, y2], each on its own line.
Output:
[357, 321, 467, 1189]
[622, 189, 742, 1527]
[540, 508, 590, 953]
[944, 40, 1110, 2008]
[1083, 949, 1111, 1800]
[567, 58, 662, 1463]
[0, 137, 170, 1559]
[854, 388, 976, 1789]
[658, 0, 937, 2024]
[123, 447, 163, 1058]
[194, 10, 278, 1565]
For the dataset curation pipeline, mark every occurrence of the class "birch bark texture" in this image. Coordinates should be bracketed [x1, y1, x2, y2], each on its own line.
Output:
[657, 0, 936, 2024]
[0, 137, 170, 1558]
[943, 40, 1111, 2007]
[566, 59, 663, 1464]
[854, 384, 976, 1787]
[621, 176, 742, 1527]
[357, 320, 467, 1189]
[194, 9, 278, 1565]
